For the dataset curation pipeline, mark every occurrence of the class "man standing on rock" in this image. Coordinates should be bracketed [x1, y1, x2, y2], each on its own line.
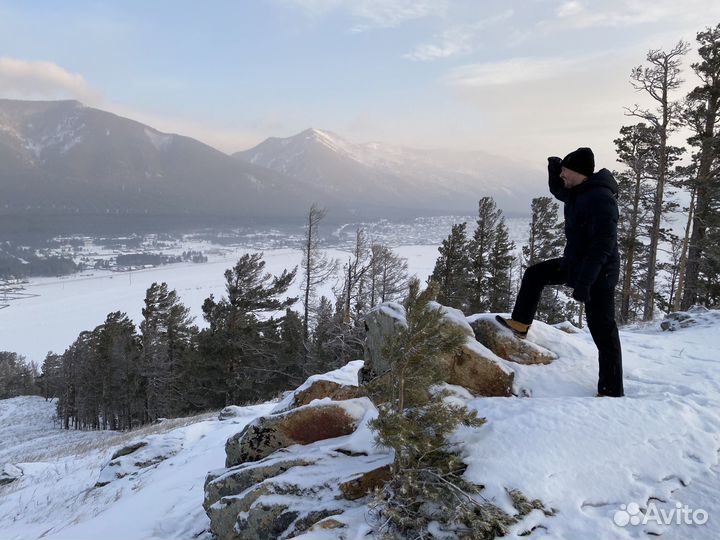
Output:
[497, 148, 624, 397]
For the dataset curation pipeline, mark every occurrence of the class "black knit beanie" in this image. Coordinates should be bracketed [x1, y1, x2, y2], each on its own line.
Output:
[561, 147, 595, 177]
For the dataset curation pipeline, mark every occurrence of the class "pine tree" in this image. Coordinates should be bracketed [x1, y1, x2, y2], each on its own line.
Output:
[367, 244, 409, 306]
[487, 216, 515, 312]
[338, 228, 371, 325]
[276, 308, 305, 383]
[199, 253, 298, 404]
[0, 351, 37, 399]
[39, 352, 63, 400]
[96, 312, 140, 429]
[300, 204, 336, 343]
[468, 197, 513, 313]
[681, 24, 720, 309]
[430, 222, 472, 311]
[367, 280, 541, 539]
[614, 124, 657, 322]
[522, 197, 568, 323]
[626, 40, 690, 319]
[140, 282, 196, 421]
[309, 296, 337, 371]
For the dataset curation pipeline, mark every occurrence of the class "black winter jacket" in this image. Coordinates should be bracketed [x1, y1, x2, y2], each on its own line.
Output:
[549, 165, 620, 290]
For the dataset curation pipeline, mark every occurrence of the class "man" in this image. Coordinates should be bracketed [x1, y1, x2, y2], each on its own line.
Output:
[497, 147, 624, 397]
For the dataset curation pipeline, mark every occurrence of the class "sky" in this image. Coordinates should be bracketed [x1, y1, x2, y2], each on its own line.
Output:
[0, 0, 718, 167]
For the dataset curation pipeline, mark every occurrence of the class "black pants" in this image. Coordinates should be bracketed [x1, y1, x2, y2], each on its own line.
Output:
[511, 257, 624, 397]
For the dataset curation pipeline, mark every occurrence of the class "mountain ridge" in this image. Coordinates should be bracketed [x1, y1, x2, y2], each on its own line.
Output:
[234, 127, 543, 215]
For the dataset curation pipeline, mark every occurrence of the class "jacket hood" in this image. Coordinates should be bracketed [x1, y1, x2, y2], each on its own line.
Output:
[580, 168, 618, 195]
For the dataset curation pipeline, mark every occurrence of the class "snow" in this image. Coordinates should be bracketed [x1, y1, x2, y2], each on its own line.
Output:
[0, 243, 479, 365]
[271, 360, 362, 413]
[0, 398, 274, 539]
[144, 128, 173, 151]
[1, 313, 720, 539]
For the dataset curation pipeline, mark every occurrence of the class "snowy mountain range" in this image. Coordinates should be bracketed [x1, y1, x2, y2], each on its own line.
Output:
[0, 99, 315, 221]
[235, 128, 542, 215]
[0, 100, 542, 229]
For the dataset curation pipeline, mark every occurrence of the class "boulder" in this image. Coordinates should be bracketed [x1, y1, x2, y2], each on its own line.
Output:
[275, 380, 362, 413]
[205, 450, 391, 540]
[470, 316, 556, 365]
[552, 321, 582, 334]
[218, 406, 246, 421]
[363, 301, 515, 397]
[0, 464, 23, 486]
[360, 302, 406, 385]
[443, 340, 515, 397]
[204, 457, 313, 512]
[660, 306, 718, 331]
[96, 435, 182, 487]
[207, 477, 344, 540]
[225, 398, 373, 467]
[339, 464, 392, 500]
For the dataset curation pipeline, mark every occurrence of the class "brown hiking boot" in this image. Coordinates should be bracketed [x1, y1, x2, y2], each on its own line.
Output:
[495, 315, 530, 339]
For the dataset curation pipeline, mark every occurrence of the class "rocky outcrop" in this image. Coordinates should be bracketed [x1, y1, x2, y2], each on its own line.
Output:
[339, 464, 392, 500]
[469, 315, 556, 365]
[273, 380, 362, 414]
[203, 300, 566, 540]
[96, 434, 183, 487]
[360, 302, 406, 385]
[0, 464, 23, 486]
[363, 302, 516, 397]
[225, 398, 374, 467]
[661, 306, 719, 331]
[443, 340, 515, 397]
[205, 446, 392, 540]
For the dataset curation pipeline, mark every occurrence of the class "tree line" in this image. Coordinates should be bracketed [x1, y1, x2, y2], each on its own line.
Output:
[431, 24, 720, 325]
[615, 24, 720, 321]
[18, 206, 410, 430]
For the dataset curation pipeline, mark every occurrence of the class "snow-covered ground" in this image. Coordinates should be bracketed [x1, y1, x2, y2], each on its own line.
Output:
[0, 245, 442, 364]
[1, 313, 719, 539]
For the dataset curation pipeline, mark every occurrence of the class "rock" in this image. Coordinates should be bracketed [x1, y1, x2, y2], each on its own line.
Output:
[96, 435, 182, 487]
[204, 457, 313, 511]
[552, 321, 582, 334]
[206, 449, 392, 540]
[208, 478, 343, 540]
[225, 398, 373, 467]
[661, 310, 699, 331]
[361, 302, 407, 385]
[312, 517, 346, 530]
[363, 301, 515, 398]
[218, 406, 246, 421]
[339, 464, 392, 500]
[470, 316, 556, 365]
[0, 464, 23, 485]
[441, 340, 515, 397]
[110, 441, 147, 460]
[429, 302, 476, 337]
[275, 380, 362, 413]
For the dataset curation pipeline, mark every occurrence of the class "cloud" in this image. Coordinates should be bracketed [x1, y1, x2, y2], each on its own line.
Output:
[276, 0, 446, 30]
[444, 55, 591, 87]
[349, 0, 446, 31]
[549, 0, 720, 29]
[404, 9, 514, 61]
[0, 57, 102, 104]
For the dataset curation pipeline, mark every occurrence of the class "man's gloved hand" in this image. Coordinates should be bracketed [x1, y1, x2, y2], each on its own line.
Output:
[572, 283, 591, 303]
[548, 156, 562, 176]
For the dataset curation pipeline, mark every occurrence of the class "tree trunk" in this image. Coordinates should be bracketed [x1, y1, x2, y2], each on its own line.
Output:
[621, 169, 643, 322]
[682, 97, 718, 309]
[672, 187, 695, 311]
